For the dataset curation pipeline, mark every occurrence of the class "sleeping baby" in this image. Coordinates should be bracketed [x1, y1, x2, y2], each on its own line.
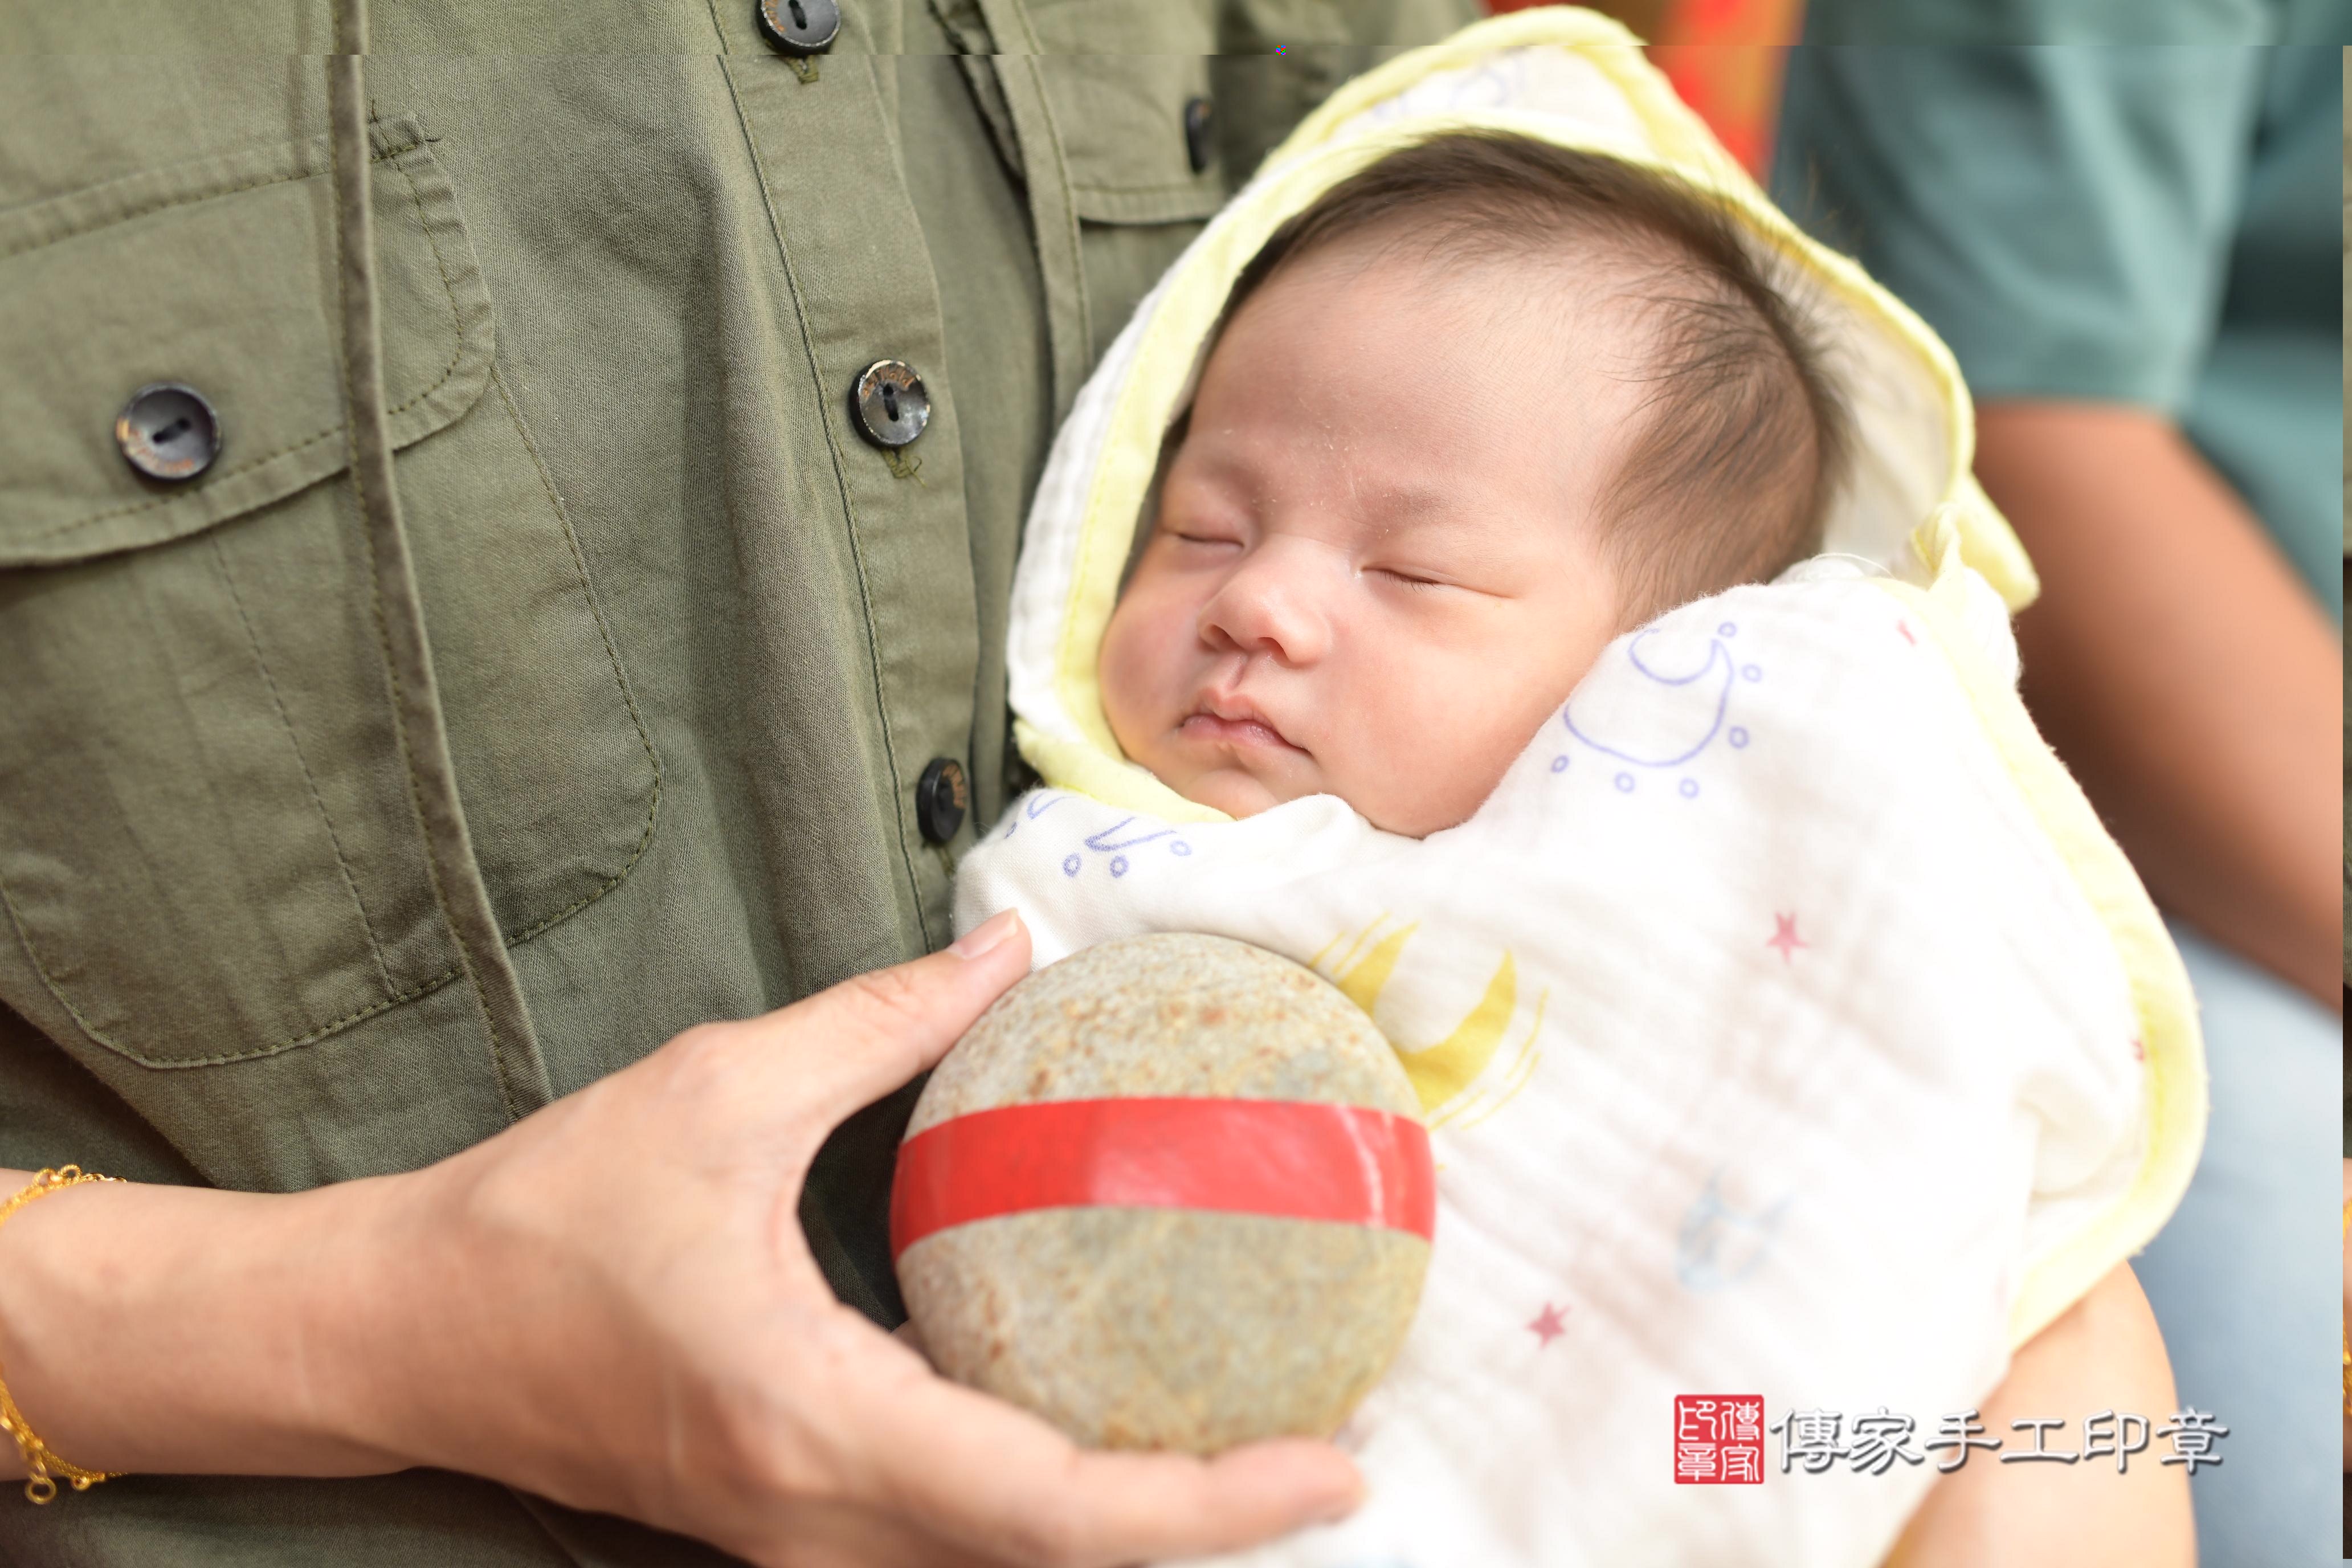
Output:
[949, 24, 2200, 1566]
[1094, 132, 1844, 842]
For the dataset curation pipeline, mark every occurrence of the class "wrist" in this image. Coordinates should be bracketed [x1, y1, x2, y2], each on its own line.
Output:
[0, 1169, 416, 1480]
[326, 1137, 611, 1497]
[0, 1174, 150, 1476]
[289, 1166, 461, 1476]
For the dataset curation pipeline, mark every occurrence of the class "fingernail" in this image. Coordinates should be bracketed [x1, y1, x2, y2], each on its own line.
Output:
[950, 908, 1022, 959]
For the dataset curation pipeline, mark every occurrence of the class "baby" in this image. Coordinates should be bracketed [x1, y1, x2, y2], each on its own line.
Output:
[1099, 132, 1848, 837]
[951, 119, 2178, 1567]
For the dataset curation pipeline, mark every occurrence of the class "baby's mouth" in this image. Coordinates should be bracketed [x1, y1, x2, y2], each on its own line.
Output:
[1179, 695, 1304, 754]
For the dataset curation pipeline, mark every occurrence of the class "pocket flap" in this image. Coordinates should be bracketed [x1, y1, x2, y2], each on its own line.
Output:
[1038, 54, 1227, 224]
[0, 115, 492, 568]
[1019, 1, 1226, 226]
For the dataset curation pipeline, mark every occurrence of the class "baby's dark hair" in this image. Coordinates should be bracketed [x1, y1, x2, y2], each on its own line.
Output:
[1212, 132, 1851, 626]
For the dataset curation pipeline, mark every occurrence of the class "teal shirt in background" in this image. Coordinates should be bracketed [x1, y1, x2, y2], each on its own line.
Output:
[1771, 13, 2346, 619]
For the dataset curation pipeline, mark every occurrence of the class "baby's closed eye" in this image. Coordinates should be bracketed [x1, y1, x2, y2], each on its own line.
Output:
[1367, 565, 1448, 589]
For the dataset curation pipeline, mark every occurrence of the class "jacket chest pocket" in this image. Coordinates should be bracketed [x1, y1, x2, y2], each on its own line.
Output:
[954, 0, 1230, 362]
[0, 117, 659, 1072]
[1051, 41, 1230, 365]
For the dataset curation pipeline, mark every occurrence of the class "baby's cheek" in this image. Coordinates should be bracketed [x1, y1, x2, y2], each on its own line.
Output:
[1336, 675, 1473, 835]
[1391, 669, 1544, 832]
[1099, 598, 1180, 756]
[1097, 647, 1149, 758]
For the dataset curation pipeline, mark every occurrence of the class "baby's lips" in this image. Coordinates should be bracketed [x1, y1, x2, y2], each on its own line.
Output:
[1181, 707, 1304, 754]
[1185, 689, 1306, 750]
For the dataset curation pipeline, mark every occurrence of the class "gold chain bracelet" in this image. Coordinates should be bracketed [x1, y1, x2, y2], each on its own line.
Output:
[0, 1166, 125, 1503]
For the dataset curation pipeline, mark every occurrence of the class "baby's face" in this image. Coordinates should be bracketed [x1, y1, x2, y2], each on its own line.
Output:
[1099, 247, 1642, 837]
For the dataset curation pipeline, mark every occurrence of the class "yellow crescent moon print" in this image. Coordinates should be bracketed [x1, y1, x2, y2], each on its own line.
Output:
[1309, 916, 1546, 1125]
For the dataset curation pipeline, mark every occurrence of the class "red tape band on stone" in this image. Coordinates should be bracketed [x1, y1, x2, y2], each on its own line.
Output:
[891, 1097, 1436, 1259]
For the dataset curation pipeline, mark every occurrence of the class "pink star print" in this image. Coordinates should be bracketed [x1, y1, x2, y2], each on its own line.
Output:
[1766, 912, 1808, 963]
[2130, 1038, 2145, 1061]
[1897, 620, 1917, 646]
[1528, 1303, 1567, 1348]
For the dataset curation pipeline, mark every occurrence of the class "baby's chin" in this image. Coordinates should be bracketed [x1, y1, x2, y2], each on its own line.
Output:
[1123, 718, 1501, 835]
[1161, 762, 1296, 821]
[1155, 757, 1465, 838]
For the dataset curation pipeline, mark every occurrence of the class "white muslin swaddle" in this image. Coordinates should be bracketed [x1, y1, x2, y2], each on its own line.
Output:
[948, 13, 2205, 1565]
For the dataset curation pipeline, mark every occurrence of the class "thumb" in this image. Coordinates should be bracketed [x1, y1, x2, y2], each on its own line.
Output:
[752, 909, 1031, 1132]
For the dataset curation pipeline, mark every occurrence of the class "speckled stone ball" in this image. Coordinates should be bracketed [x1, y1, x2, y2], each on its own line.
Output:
[895, 932, 1431, 1454]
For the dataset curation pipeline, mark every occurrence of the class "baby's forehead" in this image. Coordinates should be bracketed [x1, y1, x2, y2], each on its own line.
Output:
[1173, 431, 1465, 524]
[1216, 225, 1675, 391]
[1192, 242, 1661, 447]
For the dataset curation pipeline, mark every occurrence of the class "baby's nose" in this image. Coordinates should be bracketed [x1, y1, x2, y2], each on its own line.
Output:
[1198, 540, 1336, 665]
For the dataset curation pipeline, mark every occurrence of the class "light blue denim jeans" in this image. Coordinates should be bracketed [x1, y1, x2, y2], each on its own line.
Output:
[2126, 921, 2340, 1566]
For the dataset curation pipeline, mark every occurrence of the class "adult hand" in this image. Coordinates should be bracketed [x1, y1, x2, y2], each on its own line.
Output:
[386, 905, 1363, 1565]
[0, 909, 1362, 1566]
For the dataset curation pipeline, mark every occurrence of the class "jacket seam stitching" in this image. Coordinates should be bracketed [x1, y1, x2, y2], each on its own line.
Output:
[484, 361, 665, 946]
[333, 102, 525, 1125]
[1068, 178, 1220, 199]
[208, 532, 401, 995]
[0, 864, 466, 1067]
[0, 141, 420, 264]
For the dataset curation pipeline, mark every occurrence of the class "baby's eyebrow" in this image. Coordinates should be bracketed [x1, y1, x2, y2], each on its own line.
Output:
[1170, 448, 1260, 504]
[1174, 446, 1468, 537]
[1354, 479, 1456, 532]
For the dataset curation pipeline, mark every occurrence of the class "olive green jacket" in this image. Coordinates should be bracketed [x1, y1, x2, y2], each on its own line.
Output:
[0, 2, 1473, 1561]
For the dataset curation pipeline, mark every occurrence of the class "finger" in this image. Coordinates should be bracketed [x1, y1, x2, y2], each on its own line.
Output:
[846, 1361, 1361, 1567]
[743, 910, 1031, 1130]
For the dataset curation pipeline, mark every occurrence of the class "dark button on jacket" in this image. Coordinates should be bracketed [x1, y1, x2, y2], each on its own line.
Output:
[114, 381, 220, 481]
[850, 358, 930, 449]
[756, 0, 839, 54]
[916, 756, 968, 844]
[1183, 95, 1216, 174]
